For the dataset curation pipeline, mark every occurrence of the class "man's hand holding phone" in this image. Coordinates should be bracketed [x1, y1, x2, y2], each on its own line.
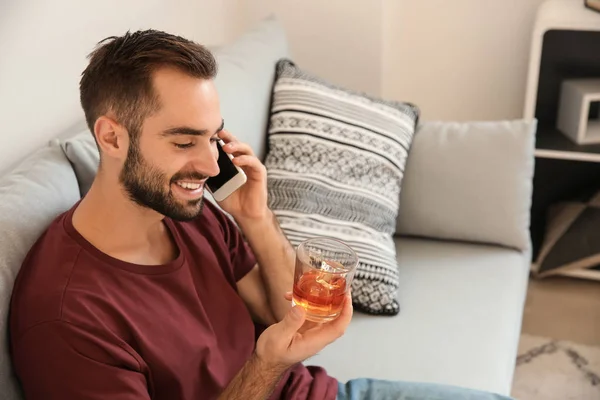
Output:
[208, 130, 270, 223]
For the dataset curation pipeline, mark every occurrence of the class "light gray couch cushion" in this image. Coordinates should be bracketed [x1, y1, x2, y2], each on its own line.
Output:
[60, 16, 290, 196]
[306, 237, 530, 396]
[60, 130, 99, 197]
[0, 143, 81, 400]
[396, 120, 536, 251]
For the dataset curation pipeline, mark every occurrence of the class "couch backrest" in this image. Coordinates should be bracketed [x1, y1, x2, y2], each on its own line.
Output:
[57, 17, 536, 255]
[0, 142, 81, 400]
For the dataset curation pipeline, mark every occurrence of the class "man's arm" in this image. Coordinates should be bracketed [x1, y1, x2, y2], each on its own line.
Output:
[221, 296, 352, 399]
[213, 130, 295, 323]
[17, 323, 285, 400]
[12, 321, 151, 399]
[13, 299, 352, 400]
[217, 353, 286, 400]
[236, 211, 295, 323]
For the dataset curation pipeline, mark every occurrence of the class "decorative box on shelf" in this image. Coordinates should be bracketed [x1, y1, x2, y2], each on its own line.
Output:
[557, 78, 600, 145]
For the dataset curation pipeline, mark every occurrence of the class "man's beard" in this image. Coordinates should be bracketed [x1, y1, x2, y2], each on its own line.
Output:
[119, 139, 207, 221]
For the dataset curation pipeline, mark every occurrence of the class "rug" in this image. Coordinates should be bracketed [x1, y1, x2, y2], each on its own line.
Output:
[512, 334, 600, 400]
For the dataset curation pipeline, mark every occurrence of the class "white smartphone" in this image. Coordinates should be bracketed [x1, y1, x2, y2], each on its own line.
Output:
[206, 140, 247, 201]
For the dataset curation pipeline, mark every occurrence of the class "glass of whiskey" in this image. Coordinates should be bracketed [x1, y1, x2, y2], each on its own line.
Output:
[292, 237, 358, 323]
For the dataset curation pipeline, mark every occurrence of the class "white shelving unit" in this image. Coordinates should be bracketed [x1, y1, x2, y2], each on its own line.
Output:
[525, 0, 600, 162]
[560, 268, 600, 282]
[526, 0, 600, 281]
[524, 0, 600, 119]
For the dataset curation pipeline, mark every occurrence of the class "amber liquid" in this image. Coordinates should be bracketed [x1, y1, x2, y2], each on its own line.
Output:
[292, 265, 347, 323]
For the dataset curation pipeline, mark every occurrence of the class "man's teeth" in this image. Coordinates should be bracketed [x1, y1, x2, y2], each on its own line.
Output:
[176, 181, 202, 190]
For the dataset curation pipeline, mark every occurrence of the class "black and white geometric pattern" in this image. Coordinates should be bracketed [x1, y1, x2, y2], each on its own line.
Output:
[265, 59, 419, 315]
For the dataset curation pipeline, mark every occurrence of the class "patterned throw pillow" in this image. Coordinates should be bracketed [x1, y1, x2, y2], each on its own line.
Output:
[264, 59, 420, 315]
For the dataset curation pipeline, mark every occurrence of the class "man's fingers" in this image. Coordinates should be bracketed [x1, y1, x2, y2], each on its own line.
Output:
[232, 156, 266, 175]
[218, 130, 256, 156]
[282, 295, 353, 360]
[297, 320, 321, 334]
[317, 295, 353, 339]
[338, 293, 354, 326]
[284, 291, 293, 301]
[275, 306, 306, 340]
[218, 129, 236, 143]
[295, 294, 353, 349]
[223, 141, 255, 157]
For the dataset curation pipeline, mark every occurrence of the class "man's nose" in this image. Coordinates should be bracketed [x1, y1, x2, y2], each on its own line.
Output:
[206, 157, 220, 178]
[192, 145, 220, 178]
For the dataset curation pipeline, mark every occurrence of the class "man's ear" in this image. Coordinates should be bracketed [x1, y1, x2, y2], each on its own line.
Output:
[94, 116, 128, 160]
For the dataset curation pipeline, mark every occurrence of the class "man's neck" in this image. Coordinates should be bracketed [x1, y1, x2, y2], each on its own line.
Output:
[72, 176, 177, 265]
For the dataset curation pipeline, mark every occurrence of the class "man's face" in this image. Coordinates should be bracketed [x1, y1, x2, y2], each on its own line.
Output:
[119, 68, 222, 221]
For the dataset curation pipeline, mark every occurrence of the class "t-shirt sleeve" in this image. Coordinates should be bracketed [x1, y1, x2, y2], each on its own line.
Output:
[206, 202, 257, 282]
[12, 321, 150, 400]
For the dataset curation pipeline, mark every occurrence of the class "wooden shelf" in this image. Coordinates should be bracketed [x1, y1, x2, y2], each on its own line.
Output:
[557, 267, 600, 282]
[530, 265, 600, 281]
[535, 127, 600, 162]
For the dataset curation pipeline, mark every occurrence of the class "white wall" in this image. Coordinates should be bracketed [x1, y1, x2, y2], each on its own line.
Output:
[238, 0, 547, 121]
[0, 0, 240, 174]
[240, 0, 384, 96]
[1, 0, 550, 173]
[382, 0, 547, 121]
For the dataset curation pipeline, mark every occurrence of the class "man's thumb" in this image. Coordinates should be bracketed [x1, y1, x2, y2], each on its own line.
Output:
[277, 306, 306, 338]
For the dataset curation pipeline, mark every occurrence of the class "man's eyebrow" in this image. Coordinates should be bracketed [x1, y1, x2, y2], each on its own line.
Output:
[160, 119, 225, 137]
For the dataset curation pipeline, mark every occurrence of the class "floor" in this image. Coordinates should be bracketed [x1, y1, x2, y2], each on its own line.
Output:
[512, 333, 600, 400]
[520, 275, 600, 346]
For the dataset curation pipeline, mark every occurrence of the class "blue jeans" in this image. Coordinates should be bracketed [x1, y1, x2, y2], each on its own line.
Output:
[337, 379, 513, 400]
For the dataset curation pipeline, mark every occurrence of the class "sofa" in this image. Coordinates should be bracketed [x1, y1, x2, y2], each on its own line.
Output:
[0, 17, 535, 399]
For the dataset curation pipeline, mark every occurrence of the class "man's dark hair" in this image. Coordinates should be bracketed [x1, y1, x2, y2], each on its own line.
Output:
[80, 29, 217, 141]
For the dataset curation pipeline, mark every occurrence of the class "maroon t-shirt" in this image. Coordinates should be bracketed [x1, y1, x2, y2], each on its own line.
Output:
[10, 201, 338, 399]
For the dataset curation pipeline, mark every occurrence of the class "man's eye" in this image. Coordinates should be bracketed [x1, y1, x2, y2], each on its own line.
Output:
[174, 142, 194, 149]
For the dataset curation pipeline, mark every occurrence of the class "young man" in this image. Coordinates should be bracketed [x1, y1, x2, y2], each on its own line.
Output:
[10, 30, 346, 399]
[10, 30, 511, 400]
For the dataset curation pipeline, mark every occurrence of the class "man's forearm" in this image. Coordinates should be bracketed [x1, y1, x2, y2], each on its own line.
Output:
[237, 211, 295, 321]
[218, 354, 286, 400]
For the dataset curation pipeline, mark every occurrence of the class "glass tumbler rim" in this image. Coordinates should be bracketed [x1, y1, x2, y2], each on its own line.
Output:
[296, 236, 358, 274]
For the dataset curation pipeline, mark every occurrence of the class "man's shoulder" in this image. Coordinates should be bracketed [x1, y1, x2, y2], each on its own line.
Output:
[18, 208, 81, 278]
[10, 209, 85, 337]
